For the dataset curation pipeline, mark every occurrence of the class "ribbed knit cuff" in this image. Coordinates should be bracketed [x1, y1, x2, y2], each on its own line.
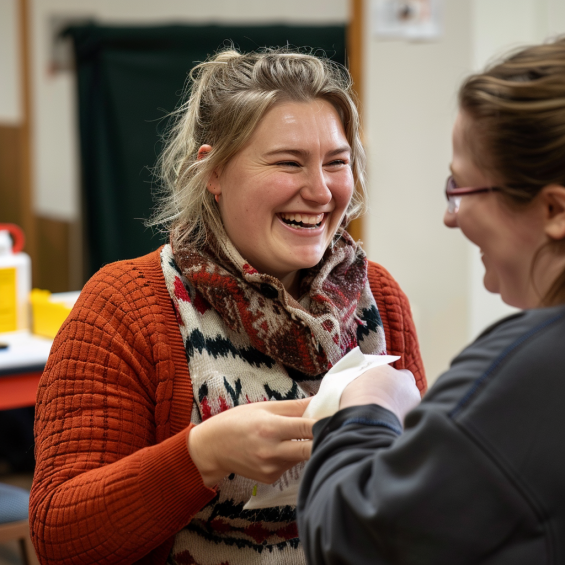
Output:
[138, 425, 216, 531]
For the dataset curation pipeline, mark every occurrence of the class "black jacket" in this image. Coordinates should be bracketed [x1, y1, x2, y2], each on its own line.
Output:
[298, 304, 565, 564]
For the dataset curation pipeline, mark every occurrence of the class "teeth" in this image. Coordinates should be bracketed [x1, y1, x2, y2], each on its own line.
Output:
[280, 212, 324, 227]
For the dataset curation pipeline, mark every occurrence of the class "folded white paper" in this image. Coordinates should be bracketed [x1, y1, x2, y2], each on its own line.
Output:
[302, 347, 400, 420]
[244, 347, 400, 510]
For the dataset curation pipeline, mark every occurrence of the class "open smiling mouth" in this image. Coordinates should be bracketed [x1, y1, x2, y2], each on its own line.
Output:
[279, 212, 324, 229]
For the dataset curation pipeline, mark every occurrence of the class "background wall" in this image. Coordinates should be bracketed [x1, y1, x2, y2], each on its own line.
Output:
[364, 0, 472, 382]
[0, 0, 21, 124]
[28, 0, 348, 223]
[364, 0, 565, 382]
[1, 0, 565, 384]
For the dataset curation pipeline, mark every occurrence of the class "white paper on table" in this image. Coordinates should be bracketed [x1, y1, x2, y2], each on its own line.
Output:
[0, 330, 53, 372]
[244, 347, 400, 510]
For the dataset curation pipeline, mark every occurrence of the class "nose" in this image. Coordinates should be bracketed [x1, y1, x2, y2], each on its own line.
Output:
[443, 208, 458, 228]
[300, 167, 332, 205]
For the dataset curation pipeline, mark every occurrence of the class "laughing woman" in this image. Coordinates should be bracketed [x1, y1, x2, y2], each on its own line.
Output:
[298, 37, 565, 564]
[29, 48, 425, 565]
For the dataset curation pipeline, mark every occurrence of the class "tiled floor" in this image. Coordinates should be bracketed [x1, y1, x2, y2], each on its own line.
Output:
[0, 474, 34, 565]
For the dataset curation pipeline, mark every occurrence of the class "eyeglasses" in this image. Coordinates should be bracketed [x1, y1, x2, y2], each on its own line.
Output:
[445, 175, 499, 214]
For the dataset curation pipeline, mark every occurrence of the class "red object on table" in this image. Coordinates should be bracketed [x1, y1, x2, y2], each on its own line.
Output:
[0, 371, 42, 410]
[0, 223, 26, 253]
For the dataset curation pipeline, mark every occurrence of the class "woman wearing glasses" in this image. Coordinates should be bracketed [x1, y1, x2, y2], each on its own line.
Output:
[298, 37, 565, 563]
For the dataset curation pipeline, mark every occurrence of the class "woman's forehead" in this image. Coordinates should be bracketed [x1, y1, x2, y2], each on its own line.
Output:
[249, 99, 349, 150]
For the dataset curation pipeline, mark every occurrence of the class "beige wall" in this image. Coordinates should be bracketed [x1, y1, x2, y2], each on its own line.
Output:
[0, 0, 21, 124]
[363, 0, 473, 382]
[363, 0, 565, 384]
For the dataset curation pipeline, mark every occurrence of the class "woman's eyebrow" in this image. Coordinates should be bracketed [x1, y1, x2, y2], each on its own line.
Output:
[264, 148, 308, 157]
[264, 146, 351, 158]
[327, 146, 352, 157]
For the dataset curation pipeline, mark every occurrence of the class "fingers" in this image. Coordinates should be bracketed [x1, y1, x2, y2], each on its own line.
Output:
[262, 396, 312, 417]
[274, 416, 316, 441]
[277, 438, 313, 463]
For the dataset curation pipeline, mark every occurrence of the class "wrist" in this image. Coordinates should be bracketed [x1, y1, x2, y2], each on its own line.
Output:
[340, 392, 399, 418]
[187, 423, 225, 488]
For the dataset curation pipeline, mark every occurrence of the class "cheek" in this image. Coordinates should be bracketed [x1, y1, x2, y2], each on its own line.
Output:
[249, 172, 301, 208]
[331, 170, 355, 210]
[457, 221, 480, 246]
[453, 203, 489, 247]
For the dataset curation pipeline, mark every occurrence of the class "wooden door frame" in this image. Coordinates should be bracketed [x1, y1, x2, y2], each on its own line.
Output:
[2, 0, 72, 292]
[347, 0, 365, 242]
[18, 0, 38, 277]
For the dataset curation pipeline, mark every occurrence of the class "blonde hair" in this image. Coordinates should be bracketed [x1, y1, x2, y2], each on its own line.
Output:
[149, 46, 366, 247]
[458, 36, 565, 305]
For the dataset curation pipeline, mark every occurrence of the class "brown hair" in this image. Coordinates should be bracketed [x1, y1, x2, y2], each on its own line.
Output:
[150, 46, 366, 248]
[458, 36, 565, 305]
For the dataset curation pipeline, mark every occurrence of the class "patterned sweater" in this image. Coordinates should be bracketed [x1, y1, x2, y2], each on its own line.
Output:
[30, 248, 425, 565]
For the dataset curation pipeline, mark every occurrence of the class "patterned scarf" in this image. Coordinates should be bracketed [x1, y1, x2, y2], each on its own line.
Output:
[163, 226, 386, 565]
[170, 226, 385, 373]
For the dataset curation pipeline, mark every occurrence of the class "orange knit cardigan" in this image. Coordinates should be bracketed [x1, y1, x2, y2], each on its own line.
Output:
[30, 248, 425, 565]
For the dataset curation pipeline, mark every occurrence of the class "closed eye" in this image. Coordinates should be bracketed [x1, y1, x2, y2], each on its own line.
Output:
[326, 159, 348, 167]
[277, 161, 301, 167]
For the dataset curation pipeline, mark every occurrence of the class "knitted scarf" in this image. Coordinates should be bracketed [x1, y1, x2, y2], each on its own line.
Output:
[162, 227, 385, 565]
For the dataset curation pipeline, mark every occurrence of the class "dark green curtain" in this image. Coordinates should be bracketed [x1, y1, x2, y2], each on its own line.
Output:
[64, 24, 346, 278]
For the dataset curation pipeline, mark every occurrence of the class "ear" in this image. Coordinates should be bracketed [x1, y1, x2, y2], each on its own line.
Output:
[197, 144, 221, 196]
[542, 184, 565, 241]
[196, 144, 212, 161]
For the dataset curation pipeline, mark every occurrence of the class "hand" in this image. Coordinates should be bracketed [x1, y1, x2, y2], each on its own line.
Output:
[188, 397, 315, 488]
[340, 365, 421, 424]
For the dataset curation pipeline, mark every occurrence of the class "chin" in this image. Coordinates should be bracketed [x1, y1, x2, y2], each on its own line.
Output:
[291, 249, 327, 270]
[291, 259, 323, 273]
[483, 271, 500, 295]
[499, 289, 531, 310]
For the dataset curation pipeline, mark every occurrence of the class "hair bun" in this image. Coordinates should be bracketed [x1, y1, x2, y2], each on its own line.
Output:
[213, 49, 242, 64]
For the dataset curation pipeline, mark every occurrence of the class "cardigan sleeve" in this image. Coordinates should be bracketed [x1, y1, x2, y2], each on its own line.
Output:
[29, 258, 216, 565]
[367, 261, 426, 394]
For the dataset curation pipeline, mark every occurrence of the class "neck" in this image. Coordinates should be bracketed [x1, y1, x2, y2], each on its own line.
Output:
[522, 252, 565, 309]
[279, 270, 301, 299]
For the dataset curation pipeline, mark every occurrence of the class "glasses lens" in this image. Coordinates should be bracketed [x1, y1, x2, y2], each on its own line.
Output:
[445, 176, 460, 213]
[447, 195, 461, 214]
